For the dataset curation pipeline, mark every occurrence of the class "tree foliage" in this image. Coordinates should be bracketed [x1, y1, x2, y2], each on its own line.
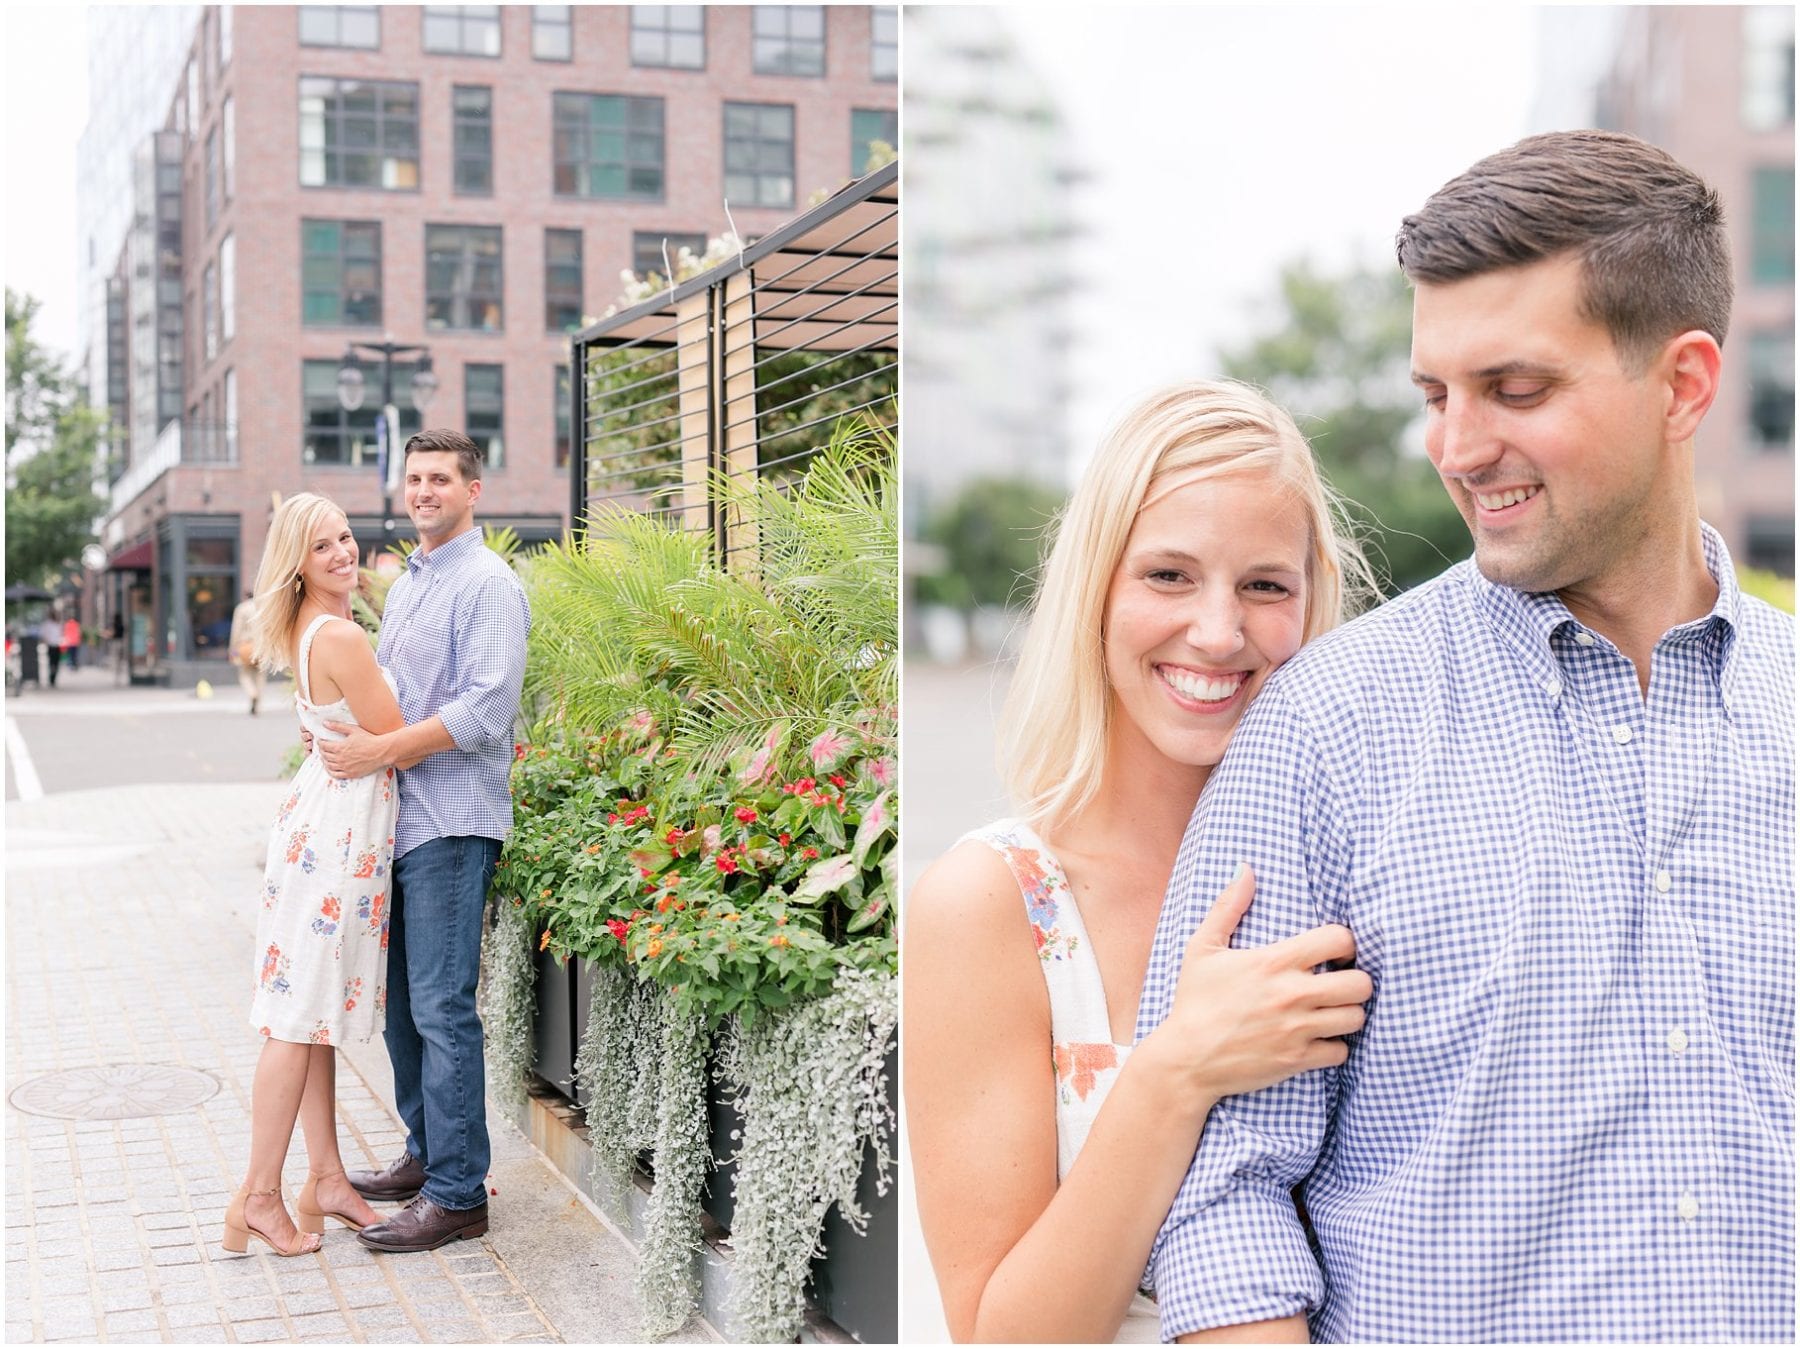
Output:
[6, 289, 105, 586]
[1219, 261, 1471, 593]
[915, 474, 1066, 611]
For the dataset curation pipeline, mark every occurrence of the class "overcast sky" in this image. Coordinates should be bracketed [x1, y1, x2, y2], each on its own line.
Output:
[3, 5, 89, 364]
[1002, 4, 1549, 468]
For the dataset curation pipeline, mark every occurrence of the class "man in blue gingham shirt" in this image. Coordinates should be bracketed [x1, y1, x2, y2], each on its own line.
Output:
[320, 428, 529, 1252]
[1138, 132, 1793, 1342]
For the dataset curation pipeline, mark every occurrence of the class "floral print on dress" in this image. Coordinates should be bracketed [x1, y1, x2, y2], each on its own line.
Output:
[1053, 1041, 1119, 1104]
[994, 838, 1081, 963]
[249, 614, 399, 1047]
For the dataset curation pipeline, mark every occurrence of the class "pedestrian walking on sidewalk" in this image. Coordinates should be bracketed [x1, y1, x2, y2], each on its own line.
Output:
[228, 492, 406, 1258]
[229, 590, 265, 714]
[61, 615, 81, 671]
[37, 613, 63, 687]
[317, 429, 529, 1254]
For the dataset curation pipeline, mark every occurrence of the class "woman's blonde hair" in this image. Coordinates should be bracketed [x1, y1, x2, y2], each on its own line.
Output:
[248, 492, 348, 672]
[998, 379, 1377, 831]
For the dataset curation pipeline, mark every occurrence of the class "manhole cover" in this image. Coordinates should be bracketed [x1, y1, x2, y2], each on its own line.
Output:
[9, 1065, 220, 1120]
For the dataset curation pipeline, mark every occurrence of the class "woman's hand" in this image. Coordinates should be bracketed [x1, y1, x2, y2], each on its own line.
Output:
[1140, 863, 1371, 1106]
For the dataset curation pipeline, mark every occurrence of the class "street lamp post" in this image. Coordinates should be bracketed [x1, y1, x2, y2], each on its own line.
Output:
[336, 338, 440, 555]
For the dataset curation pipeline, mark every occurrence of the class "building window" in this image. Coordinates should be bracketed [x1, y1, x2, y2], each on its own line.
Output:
[221, 96, 235, 202]
[185, 532, 239, 659]
[1751, 166, 1795, 284]
[220, 233, 235, 343]
[423, 5, 500, 57]
[299, 78, 420, 190]
[851, 108, 897, 176]
[532, 6, 572, 61]
[555, 364, 571, 468]
[302, 219, 382, 326]
[220, 5, 232, 66]
[426, 224, 503, 332]
[871, 6, 897, 82]
[203, 261, 219, 361]
[299, 6, 379, 50]
[1742, 6, 1796, 132]
[752, 6, 825, 77]
[724, 102, 794, 209]
[453, 86, 494, 195]
[632, 231, 708, 281]
[545, 229, 583, 332]
[465, 364, 505, 467]
[552, 93, 664, 200]
[631, 7, 704, 70]
[1745, 514, 1795, 578]
[303, 358, 420, 465]
[204, 126, 220, 229]
[1748, 329, 1795, 450]
[224, 367, 237, 445]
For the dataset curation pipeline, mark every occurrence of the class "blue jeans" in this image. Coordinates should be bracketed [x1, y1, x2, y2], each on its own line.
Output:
[386, 835, 500, 1211]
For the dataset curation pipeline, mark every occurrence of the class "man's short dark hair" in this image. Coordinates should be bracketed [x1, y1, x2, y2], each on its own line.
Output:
[404, 427, 484, 483]
[1396, 130, 1732, 370]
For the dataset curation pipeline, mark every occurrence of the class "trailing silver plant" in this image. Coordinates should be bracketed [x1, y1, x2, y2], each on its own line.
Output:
[575, 965, 662, 1213]
[719, 967, 898, 1342]
[479, 900, 535, 1120]
[636, 992, 710, 1338]
[575, 968, 714, 1339]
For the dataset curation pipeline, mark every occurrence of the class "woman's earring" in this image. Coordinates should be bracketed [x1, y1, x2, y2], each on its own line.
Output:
[293, 575, 303, 595]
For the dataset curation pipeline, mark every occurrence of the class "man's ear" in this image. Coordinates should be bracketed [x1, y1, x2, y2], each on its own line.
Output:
[466, 475, 484, 508]
[1659, 329, 1722, 445]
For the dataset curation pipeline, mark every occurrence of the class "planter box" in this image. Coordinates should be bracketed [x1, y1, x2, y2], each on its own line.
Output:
[570, 958, 598, 1108]
[808, 1045, 899, 1344]
[701, 1033, 742, 1232]
[531, 946, 577, 1098]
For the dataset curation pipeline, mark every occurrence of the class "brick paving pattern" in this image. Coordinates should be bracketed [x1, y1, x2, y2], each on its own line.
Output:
[5, 781, 690, 1344]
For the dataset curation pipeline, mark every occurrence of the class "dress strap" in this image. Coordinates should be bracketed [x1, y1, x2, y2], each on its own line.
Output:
[295, 614, 338, 704]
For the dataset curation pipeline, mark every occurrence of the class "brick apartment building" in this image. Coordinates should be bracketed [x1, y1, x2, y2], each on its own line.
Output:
[93, 4, 898, 685]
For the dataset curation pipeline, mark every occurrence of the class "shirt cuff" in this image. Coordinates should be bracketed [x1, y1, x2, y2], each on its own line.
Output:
[437, 700, 489, 753]
[1152, 1181, 1322, 1340]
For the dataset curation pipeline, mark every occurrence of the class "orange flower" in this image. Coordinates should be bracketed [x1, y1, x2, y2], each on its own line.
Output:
[540, 887, 552, 898]
[539, 930, 552, 951]
[769, 934, 790, 948]
[646, 939, 664, 958]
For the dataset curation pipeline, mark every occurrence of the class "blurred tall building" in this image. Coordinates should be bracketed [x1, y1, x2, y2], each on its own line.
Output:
[79, 4, 897, 684]
[1537, 5, 1794, 577]
[901, 6, 1079, 527]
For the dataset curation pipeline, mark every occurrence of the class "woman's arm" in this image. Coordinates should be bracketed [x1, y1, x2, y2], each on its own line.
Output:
[309, 621, 404, 740]
[907, 851, 1370, 1343]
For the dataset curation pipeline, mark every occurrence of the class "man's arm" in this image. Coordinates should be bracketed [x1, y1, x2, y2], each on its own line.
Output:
[1137, 684, 1357, 1342]
[317, 572, 528, 779]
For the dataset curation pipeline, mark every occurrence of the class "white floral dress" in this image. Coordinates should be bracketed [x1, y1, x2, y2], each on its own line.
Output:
[249, 614, 398, 1046]
[965, 819, 1161, 1342]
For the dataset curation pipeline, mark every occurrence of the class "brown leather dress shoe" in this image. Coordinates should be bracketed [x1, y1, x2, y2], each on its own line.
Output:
[356, 1196, 489, 1253]
[346, 1151, 426, 1202]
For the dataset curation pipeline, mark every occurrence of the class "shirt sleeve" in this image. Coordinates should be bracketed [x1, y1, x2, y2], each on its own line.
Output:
[1134, 682, 1357, 1339]
[435, 572, 531, 753]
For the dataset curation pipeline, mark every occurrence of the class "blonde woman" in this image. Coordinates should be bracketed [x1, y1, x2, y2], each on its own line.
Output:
[905, 381, 1379, 1342]
[224, 493, 405, 1255]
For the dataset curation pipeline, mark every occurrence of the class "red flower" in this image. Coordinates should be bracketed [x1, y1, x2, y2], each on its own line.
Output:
[801, 847, 819, 860]
[606, 918, 630, 946]
[778, 833, 792, 847]
[735, 806, 758, 824]
[607, 812, 620, 824]
[828, 774, 847, 788]
[514, 743, 527, 760]
[716, 855, 739, 875]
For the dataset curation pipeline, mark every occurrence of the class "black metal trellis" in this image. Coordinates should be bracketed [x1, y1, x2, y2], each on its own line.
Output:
[569, 160, 898, 566]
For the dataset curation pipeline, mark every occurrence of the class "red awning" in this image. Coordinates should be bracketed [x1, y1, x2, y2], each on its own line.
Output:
[107, 540, 154, 571]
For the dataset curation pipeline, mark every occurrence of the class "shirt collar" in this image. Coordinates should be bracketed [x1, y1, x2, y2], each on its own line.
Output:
[1467, 520, 1744, 696]
[406, 526, 485, 574]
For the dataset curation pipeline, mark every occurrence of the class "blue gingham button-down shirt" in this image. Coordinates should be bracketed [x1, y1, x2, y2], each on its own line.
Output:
[1137, 525, 1794, 1343]
[378, 526, 530, 859]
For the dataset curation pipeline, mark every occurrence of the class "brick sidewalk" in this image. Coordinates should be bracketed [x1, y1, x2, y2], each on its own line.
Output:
[4, 782, 715, 1344]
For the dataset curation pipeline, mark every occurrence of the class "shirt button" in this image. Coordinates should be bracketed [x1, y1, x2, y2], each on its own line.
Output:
[1667, 1028, 1689, 1053]
[1676, 1191, 1699, 1222]
[1612, 724, 1634, 745]
[1542, 676, 1562, 698]
[1574, 631, 1597, 647]
[1654, 870, 1672, 893]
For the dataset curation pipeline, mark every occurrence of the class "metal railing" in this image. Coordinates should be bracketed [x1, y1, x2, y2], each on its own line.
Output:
[571, 160, 898, 565]
[107, 419, 238, 515]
